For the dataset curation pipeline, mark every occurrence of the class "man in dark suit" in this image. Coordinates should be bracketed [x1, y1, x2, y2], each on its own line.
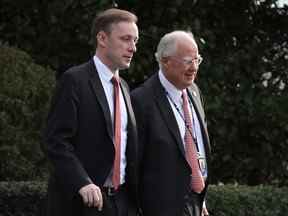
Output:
[131, 31, 211, 216]
[43, 8, 139, 216]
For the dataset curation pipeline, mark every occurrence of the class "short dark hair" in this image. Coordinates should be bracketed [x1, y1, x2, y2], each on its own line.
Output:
[91, 8, 138, 47]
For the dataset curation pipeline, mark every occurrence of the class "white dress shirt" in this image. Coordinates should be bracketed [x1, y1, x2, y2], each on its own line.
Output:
[158, 70, 207, 177]
[93, 55, 128, 185]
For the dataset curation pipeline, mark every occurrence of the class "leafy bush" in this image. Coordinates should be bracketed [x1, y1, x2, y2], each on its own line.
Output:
[0, 45, 54, 181]
[0, 182, 287, 216]
[207, 184, 288, 216]
[0, 181, 47, 216]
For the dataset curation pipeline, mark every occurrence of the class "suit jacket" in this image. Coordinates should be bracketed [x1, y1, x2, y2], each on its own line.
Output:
[43, 59, 138, 216]
[131, 73, 211, 216]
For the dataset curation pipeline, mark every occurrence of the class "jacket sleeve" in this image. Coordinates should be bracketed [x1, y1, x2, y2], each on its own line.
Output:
[43, 71, 92, 199]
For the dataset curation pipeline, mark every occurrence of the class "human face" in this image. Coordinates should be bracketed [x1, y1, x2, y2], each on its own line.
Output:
[162, 37, 201, 90]
[99, 21, 138, 72]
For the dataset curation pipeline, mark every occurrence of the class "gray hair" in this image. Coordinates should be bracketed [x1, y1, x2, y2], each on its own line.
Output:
[155, 31, 195, 67]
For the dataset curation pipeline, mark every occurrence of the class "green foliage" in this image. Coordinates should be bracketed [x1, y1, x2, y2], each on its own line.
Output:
[207, 184, 288, 216]
[0, 0, 115, 70]
[1, 182, 288, 216]
[0, 0, 288, 185]
[193, 0, 288, 186]
[0, 181, 47, 216]
[0, 45, 54, 181]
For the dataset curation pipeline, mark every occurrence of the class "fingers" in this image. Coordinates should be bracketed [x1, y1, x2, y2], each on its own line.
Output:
[93, 187, 103, 211]
[79, 184, 103, 211]
[95, 187, 103, 210]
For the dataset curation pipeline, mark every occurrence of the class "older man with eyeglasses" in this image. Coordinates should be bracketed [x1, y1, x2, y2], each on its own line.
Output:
[131, 31, 211, 216]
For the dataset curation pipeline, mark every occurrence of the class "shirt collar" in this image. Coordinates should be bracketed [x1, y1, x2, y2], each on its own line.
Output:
[93, 55, 119, 83]
[158, 69, 183, 105]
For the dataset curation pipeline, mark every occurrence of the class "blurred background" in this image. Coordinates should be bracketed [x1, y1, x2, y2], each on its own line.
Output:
[0, 0, 287, 188]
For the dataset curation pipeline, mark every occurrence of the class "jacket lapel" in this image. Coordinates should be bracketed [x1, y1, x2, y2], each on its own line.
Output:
[120, 80, 137, 133]
[119, 80, 138, 170]
[188, 84, 211, 154]
[88, 60, 113, 142]
[188, 85, 205, 124]
[153, 75, 186, 157]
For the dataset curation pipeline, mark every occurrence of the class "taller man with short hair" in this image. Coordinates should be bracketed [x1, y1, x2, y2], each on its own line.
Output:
[43, 8, 139, 216]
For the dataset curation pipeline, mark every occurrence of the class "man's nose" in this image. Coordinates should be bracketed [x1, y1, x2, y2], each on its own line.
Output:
[188, 61, 198, 70]
[129, 41, 137, 52]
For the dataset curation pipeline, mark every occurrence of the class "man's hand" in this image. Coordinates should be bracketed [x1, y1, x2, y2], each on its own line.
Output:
[79, 184, 103, 211]
[202, 201, 209, 216]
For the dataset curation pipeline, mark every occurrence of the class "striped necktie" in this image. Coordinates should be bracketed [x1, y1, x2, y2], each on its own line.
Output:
[182, 90, 205, 193]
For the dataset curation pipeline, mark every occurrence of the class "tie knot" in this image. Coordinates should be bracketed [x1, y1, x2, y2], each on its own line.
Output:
[182, 90, 188, 101]
[111, 76, 120, 86]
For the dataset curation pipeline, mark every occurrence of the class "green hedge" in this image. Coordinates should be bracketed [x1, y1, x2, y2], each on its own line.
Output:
[0, 182, 287, 216]
[0, 44, 54, 181]
[0, 181, 47, 216]
[207, 184, 288, 216]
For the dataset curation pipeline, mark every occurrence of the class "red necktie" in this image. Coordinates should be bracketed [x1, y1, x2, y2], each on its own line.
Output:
[182, 90, 205, 193]
[111, 76, 121, 190]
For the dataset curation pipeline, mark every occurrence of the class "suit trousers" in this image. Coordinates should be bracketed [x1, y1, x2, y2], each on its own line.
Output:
[183, 192, 202, 216]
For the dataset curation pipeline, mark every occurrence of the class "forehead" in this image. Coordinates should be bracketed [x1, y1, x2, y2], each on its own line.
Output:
[175, 37, 198, 56]
[110, 21, 138, 37]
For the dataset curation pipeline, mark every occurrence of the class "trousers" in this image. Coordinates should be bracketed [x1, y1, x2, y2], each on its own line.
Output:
[182, 192, 202, 216]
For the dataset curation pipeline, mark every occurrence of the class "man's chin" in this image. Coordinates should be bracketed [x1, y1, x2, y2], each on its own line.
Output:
[184, 80, 194, 88]
[119, 63, 130, 70]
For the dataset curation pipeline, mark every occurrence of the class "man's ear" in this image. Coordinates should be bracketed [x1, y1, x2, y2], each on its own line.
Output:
[96, 31, 107, 47]
[161, 57, 170, 68]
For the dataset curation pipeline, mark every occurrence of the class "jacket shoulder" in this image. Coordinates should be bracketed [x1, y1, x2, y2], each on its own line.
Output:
[131, 73, 157, 98]
[64, 61, 92, 77]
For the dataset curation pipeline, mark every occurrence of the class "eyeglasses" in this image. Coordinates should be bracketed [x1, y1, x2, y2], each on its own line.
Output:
[169, 55, 203, 67]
